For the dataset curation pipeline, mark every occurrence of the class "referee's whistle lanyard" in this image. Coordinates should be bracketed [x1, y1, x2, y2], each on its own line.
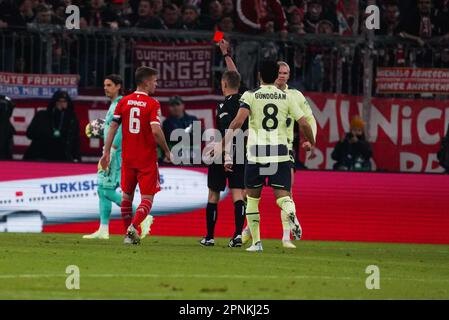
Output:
[52, 110, 65, 138]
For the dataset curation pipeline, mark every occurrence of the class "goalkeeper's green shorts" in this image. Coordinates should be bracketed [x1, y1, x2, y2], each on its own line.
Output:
[98, 149, 121, 189]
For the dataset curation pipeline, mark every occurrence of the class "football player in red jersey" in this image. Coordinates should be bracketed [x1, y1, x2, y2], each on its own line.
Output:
[100, 66, 172, 244]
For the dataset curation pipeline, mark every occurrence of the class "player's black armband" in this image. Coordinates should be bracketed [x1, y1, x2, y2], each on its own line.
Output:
[112, 117, 121, 125]
[239, 102, 250, 110]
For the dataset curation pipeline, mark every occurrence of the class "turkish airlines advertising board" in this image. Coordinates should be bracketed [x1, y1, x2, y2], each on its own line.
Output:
[0, 161, 448, 244]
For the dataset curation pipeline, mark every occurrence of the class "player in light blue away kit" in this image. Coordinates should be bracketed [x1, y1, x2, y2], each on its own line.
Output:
[83, 74, 153, 239]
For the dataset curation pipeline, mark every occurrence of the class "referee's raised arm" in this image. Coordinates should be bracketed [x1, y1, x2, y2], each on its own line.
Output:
[219, 39, 237, 72]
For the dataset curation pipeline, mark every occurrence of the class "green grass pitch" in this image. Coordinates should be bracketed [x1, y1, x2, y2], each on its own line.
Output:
[0, 233, 448, 299]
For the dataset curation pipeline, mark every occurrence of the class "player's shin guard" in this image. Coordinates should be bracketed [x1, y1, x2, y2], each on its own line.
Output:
[121, 199, 133, 232]
[280, 195, 294, 240]
[206, 203, 218, 239]
[246, 196, 261, 245]
[277, 196, 301, 239]
[132, 199, 153, 228]
[234, 200, 246, 238]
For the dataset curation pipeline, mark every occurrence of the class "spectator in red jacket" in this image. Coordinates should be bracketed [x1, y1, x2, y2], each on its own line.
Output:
[235, 0, 288, 36]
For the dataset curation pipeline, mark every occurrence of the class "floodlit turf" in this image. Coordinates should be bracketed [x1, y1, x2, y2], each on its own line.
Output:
[0, 233, 448, 299]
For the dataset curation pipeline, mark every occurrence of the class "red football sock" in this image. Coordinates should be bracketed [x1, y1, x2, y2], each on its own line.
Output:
[132, 199, 153, 228]
[121, 199, 133, 232]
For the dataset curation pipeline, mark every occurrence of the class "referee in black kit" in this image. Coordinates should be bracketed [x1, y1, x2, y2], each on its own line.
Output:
[200, 39, 248, 248]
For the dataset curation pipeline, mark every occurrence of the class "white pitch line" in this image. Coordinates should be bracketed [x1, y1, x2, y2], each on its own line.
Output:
[0, 273, 448, 283]
[277, 254, 449, 268]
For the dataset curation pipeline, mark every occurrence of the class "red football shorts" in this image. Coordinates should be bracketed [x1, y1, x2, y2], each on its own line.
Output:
[121, 164, 160, 196]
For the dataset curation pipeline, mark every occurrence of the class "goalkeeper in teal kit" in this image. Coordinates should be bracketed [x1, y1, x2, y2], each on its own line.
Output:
[83, 75, 153, 239]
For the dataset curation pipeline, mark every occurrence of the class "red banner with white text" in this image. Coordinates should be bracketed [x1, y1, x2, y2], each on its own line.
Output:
[376, 67, 449, 94]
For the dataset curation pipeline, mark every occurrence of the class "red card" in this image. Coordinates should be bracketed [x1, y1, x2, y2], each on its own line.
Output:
[213, 31, 224, 43]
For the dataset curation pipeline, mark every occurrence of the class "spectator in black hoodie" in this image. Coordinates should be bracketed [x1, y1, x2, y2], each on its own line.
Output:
[0, 95, 16, 160]
[437, 123, 449, 173]
[331, 116, 372, 171]
[1, 0, 34, 28]
[24, 91, 81, 162]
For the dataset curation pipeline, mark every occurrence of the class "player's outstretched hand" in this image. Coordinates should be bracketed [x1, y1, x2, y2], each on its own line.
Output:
[99, 152, 110, 171]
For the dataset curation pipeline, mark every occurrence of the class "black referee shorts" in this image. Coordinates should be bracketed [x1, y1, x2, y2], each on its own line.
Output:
[207, 163, 245, 192]
[244, 161, 292, 191]
[289, 149, 297, 172]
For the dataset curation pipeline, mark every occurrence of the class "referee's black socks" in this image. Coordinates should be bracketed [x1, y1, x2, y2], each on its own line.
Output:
[206, 202, 218, 240]
[234, 200, 246, 238]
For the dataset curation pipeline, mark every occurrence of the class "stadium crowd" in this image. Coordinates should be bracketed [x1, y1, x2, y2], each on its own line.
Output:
[1, 0, 448, 92]
[0, 0, 447, 38]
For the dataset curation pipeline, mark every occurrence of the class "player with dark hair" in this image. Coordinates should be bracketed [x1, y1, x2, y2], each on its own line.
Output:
[201, 41, 248, 247]
[241, 61, 317, 248]
[222, 60, 316, 252]
[100, 67, 172, 244]
[84, 74, 153, 240]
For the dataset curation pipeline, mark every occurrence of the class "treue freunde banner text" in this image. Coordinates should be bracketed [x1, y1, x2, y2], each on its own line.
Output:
[0, 72, 79, 98]
[9, 92, 449, 173]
